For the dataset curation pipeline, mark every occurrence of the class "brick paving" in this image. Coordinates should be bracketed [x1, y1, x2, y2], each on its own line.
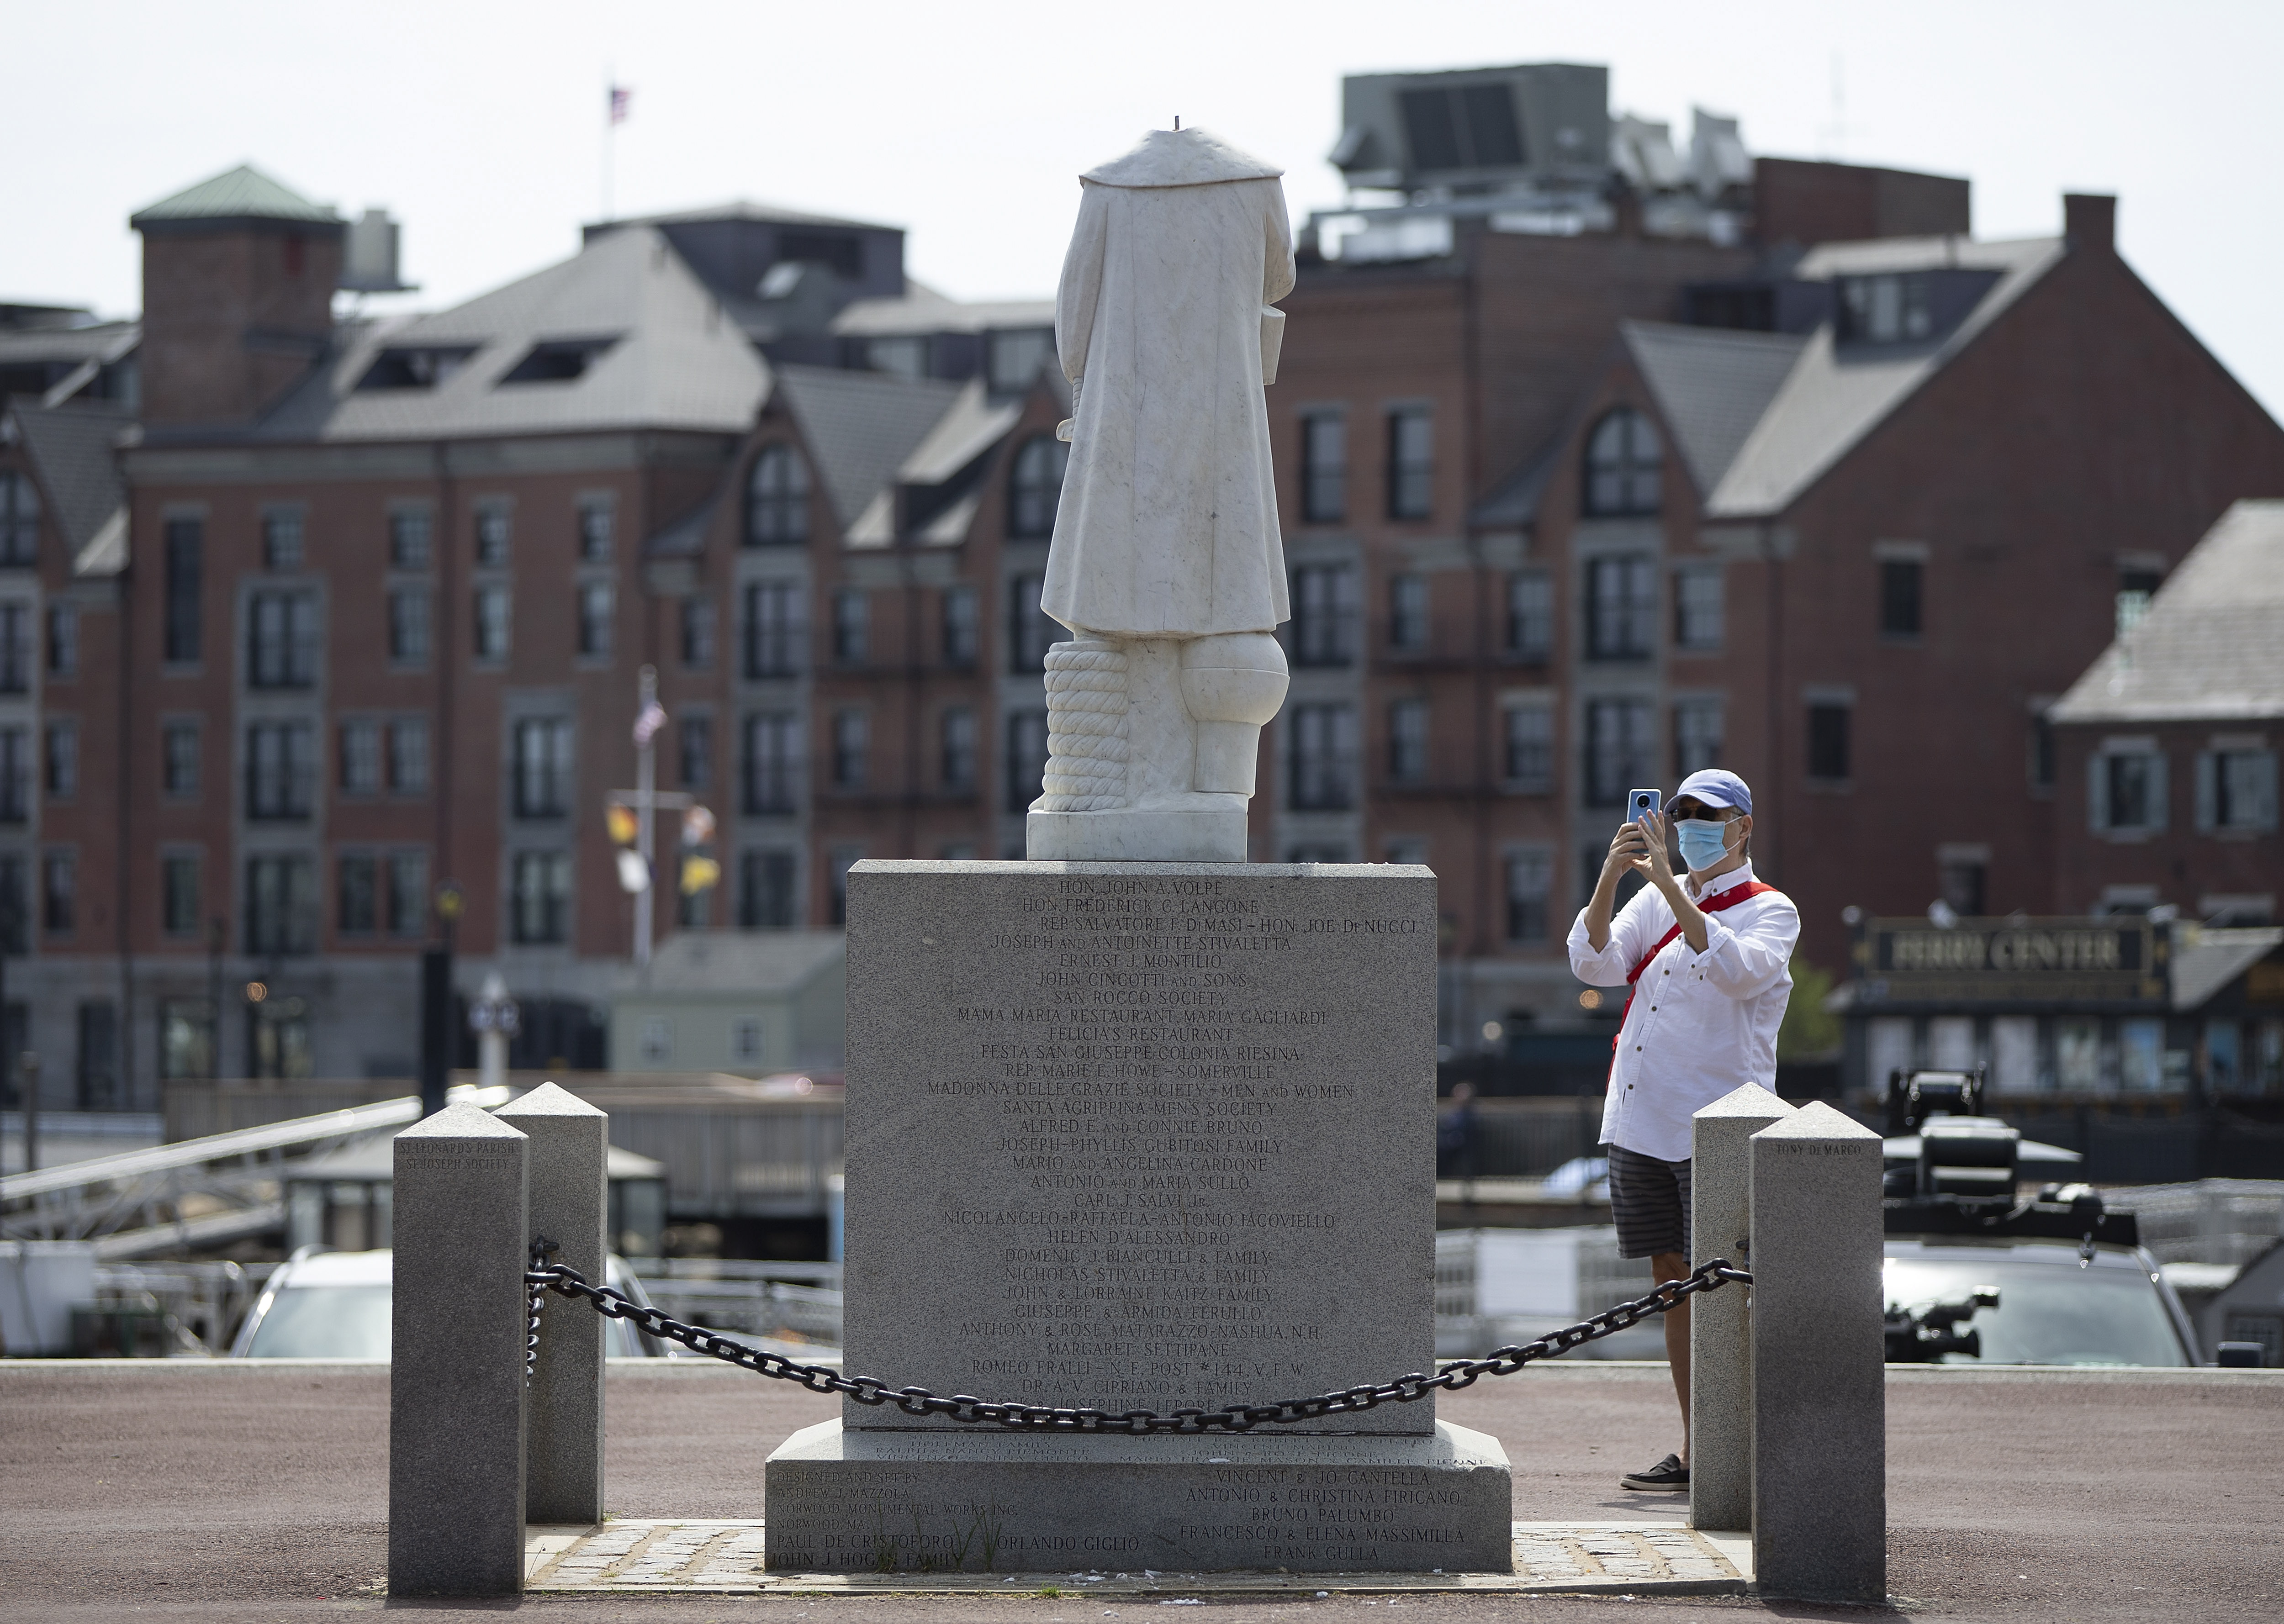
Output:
[523, 1519, 1747, 1595]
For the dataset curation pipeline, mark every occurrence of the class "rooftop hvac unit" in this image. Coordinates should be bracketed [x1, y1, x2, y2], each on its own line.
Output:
[1333, 63, 1611, 194]
[342, 208, 416, 293]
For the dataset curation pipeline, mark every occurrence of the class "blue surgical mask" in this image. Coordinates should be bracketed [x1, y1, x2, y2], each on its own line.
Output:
[1676, 819, 1733, 872]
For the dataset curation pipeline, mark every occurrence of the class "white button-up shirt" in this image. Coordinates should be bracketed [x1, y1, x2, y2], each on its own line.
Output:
[1566, 862, 1800, 1163]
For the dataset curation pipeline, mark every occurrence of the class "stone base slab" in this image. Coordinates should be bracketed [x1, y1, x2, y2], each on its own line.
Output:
[526, 1517, 1749, 1594]
[761, 1417, 1513, 1574]
[1024, 805, 1248, 861]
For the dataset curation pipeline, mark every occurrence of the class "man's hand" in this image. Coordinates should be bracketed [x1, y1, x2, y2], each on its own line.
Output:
[1629, 810, 1681, 895]
[1586, 812, 1708, 954]
[1634, 810, 1712, 952]
[1587, 817, 1665, 950]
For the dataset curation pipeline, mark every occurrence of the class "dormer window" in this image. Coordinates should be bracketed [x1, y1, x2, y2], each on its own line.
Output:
[987, 328, 1055, 394]
[498, 337, 619, 385]
[1008, 437, 1068, 540]
[1837, 274, 1933, 344]
[745, 445, 810, 547]
[1582, 407, 1662, 518]
[355, 346, 477, 390]
[0, 471, 40, 567]
[776, 231, 864, 281]
[865, 337, 927, 379]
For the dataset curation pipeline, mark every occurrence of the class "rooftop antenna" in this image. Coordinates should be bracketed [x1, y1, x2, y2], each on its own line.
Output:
[1174, 116, 1181, 130]
[1818, 52, 1852, 159]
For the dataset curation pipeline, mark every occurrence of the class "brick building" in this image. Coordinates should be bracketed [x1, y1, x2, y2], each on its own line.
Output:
[2048, 498, 2282, 926]
[0, 165, 1065, 1103]
[1813, 504, 2282, 1130]
[1262, 64, 2284, 1068]
[5, 60, 2283, 1109]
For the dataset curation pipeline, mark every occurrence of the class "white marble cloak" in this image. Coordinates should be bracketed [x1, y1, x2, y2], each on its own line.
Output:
[1041, 128, 1295, 639]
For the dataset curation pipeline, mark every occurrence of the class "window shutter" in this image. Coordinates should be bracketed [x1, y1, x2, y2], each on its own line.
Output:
[2195, 753, 2216, 833]
[2087, 752, 2109, 832]
[2147, 751, 2169, 834]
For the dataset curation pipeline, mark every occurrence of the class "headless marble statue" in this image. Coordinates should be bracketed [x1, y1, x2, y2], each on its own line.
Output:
[1026, 127, 1295, 863]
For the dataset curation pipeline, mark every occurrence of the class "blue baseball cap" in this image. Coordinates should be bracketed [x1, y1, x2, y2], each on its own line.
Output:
[1674, 768, 1752, 816]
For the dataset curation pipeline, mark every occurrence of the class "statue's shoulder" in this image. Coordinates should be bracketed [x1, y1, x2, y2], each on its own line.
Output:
[1082, 127, 1283, 189]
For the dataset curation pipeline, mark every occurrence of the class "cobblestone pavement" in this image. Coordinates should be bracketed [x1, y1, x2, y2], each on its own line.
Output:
[523, 1520, 1748, 1595]
[2, 1362, 2279, 1622]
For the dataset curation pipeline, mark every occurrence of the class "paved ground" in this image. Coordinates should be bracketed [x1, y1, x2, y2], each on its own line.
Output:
[1, 1362, 2278, 1623]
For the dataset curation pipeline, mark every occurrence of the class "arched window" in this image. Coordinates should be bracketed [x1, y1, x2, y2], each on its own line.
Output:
[1582, 408, 1662, 518]
[1007, 436, 1069, 540]
[745, 444, 810, 546]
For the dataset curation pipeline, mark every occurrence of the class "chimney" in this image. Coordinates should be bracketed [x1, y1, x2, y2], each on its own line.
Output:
[2063, 193, 2116, 255]
[130, 164, 345, 428]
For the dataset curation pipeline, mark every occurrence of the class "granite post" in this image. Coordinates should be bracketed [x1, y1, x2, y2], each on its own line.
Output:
[387, 1102, 530, 1597]
[1748, 1101, 1886, 1603]
[1687, 1083, 1795, 1534]
[764, 859, 1512, 1574]
[497, 1082, 608, 1524]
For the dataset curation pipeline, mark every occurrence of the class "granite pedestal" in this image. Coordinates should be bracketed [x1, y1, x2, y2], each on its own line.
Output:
[387, 1103, 529, 1597]
[1749, 1101, 1886, 1603]
[766, 1418, 1514, 1574]
[1687, 1083, 1795, 1534]
[497, 1082, 608, 1524]
[765, 860, 1510, 1572]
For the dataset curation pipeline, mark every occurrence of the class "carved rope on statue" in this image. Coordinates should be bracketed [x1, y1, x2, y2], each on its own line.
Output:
[1039, 639, 1128, 811]
[528, 1249, 1749, 1433]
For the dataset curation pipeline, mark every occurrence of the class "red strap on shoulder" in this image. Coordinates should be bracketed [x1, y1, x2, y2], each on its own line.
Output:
[1621, 881, 1776, 984]
[1606, 880, 1780, 1073]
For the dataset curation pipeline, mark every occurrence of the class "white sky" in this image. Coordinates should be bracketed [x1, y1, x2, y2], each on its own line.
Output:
[7, 1, 2281, 417]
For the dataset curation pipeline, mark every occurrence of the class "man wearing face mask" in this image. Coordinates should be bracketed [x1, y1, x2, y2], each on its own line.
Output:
[1566, 768, 1798, 1494]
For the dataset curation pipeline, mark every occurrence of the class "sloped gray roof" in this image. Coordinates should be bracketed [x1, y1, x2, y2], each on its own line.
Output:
[609, 199, 892, 232]
[131, 164, 338, 227]
[1470, 436, 1562, 529]
[646, 490, 720, 559]
[1620, 322, 1807, 495]
[830, 279, 1056, 337]
[898, 380, 1022, 486]
[2171, 926, 2284, 1011]
[1706, 236, 2063, 519]
[4, 403, 130, 575]
[770, 364, 962, 529]
[0, 321, 138, 373]
[844, 378, 1025, 547]
[2050, 499, 2284, 726]
[256, 226, 769, 442]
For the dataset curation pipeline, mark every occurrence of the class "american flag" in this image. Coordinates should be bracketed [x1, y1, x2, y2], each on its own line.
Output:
[609, 85, 631, 125]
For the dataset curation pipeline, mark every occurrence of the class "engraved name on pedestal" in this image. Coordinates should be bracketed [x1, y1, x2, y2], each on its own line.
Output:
[841, 861, 1437, 1436]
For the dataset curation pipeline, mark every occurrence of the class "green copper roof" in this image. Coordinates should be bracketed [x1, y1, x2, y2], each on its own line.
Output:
[131, 164, 338, 227]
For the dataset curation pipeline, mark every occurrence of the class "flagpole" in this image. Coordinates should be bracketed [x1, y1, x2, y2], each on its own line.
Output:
[602, 67, 614, 222]
[634, 665, 659, 967]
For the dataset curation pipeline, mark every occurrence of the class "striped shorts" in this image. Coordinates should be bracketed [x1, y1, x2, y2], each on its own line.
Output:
[1605, 1144, 1692, 1262]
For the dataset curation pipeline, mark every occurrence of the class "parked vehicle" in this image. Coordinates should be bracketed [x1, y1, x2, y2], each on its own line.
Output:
[1879, 1068, 2199, 1365]
[1882, 1231, 2196, 1366]
[230, 1248, 671, 1358]
[1436, 1073, 2202, 1366]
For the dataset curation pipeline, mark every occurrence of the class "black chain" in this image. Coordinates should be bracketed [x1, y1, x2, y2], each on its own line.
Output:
[525, 1235, 557, 1387]
[524, 1246, 1748, 1434]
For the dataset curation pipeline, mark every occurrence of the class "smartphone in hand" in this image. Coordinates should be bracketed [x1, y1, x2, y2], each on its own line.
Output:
[1628, 788, 1661, 825]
